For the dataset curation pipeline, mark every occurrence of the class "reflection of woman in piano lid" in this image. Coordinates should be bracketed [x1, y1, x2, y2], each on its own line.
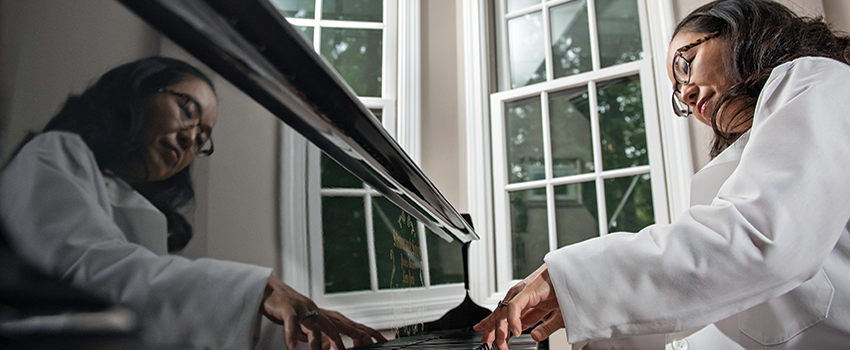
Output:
[476, 0, 850, 349]
[0, 56, 386, 349]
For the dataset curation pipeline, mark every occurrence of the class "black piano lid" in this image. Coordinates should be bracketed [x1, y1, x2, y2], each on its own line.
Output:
[116, 0, 477, 242]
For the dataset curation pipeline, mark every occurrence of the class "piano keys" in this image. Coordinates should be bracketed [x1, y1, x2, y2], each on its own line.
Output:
[353, 331, 544, 350]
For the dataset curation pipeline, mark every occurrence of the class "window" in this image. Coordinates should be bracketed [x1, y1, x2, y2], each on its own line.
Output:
[490, 0, 671, 291]
[273, 0, 467, 329]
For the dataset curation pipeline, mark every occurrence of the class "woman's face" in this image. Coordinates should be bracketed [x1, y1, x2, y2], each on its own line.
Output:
[142, 78, 217, 182]
[666, 31, 734, 126]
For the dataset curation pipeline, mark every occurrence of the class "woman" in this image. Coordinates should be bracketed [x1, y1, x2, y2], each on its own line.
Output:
[0, 57, 386, 349]
[475, 1, 850, 349]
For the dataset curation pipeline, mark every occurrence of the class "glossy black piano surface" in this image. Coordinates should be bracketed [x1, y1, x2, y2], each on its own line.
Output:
[115, 0, 476, 244]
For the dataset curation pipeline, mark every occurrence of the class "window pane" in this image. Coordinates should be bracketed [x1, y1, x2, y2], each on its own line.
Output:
[322, 197, 370, 293]
[596, 0, 643, 67]
[550, 0, 592, 79]
[555, 181, 599, 247]
[322, 0, 382, 22]
[321, 153, 362, 188]
[505, 97, 544, 184]
[426, 228, 464, 285]
[373, 197, 424, 289]
[511, 188, 548, 279]
[508, 11, 546, 88]
[370, 108, 383, 123]
[320, 28, 383, 97]
[271, 0, 315, 18]
[549, 86, 593, 176]
[605, 173, 654, 232]
[295, 25, 314, 43]
[507, 0, 541, 13]
[597, 75, 647, 170]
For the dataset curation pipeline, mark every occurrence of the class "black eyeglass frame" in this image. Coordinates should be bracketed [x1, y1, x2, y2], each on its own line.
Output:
[671, 31, 721, 118]
[156, 88, 215, 157]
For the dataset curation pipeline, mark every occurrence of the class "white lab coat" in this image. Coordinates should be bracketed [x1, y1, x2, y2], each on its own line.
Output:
[0, 131, 274, 349]
[546, 56, 850, 350]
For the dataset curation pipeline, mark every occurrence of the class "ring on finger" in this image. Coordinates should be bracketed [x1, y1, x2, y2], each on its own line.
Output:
[497, 300, 509, 308]
[299, 310, 319, 323]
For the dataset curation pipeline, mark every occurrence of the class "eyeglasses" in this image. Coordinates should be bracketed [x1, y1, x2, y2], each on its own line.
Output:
[157, 88, 214, 157]
[671, 31, 720, 117]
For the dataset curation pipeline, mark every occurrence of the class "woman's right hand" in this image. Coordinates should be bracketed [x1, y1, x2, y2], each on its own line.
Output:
[261, 275, 387, 349]
[473, 263, 547, 334]
[473, 263, 564, 350]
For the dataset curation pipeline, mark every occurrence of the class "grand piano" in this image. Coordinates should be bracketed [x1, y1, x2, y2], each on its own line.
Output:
[0, 0, 545, 349]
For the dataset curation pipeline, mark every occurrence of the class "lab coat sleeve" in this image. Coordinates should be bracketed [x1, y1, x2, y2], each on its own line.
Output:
[0, 132, 273, 349]
[544, 57, 850, 343]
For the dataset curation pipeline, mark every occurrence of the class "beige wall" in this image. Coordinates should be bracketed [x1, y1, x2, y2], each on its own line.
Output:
[823, 0, 850, 33]
[420, 0, 468, 214]
[0, 0, 159, 161]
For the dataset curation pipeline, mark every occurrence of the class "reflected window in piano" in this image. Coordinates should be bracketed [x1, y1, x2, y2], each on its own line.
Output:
[274, 0, 470, 331]
[319, 157, 464, 293]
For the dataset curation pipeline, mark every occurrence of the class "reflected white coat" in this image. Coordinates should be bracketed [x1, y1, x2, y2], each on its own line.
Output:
[0, 132, 273, 349]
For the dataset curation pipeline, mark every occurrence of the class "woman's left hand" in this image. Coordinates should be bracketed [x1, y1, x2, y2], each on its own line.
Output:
[319, 308, 388, 348]
[261, 275, 387, 349]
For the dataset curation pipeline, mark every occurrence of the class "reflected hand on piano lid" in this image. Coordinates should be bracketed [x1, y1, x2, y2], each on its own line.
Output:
[473, 263, 564, 350]
[261, 275, 388, 350]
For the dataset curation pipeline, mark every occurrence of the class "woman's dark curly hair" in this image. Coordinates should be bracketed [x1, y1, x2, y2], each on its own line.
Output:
[674, 0, 850, 157]
[41, 56, 214, 252]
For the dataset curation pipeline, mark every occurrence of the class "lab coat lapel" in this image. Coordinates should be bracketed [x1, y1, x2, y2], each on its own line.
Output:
[690, 132, 749, 207]
[104, 176, 168, 256]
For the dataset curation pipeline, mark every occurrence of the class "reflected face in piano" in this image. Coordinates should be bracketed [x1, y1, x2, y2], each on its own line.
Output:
[142, 78, 218, 181]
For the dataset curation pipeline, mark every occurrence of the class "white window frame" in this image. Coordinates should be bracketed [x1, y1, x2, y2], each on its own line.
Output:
[462, 0, 692, 307]
[278, 0, 467, 329]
